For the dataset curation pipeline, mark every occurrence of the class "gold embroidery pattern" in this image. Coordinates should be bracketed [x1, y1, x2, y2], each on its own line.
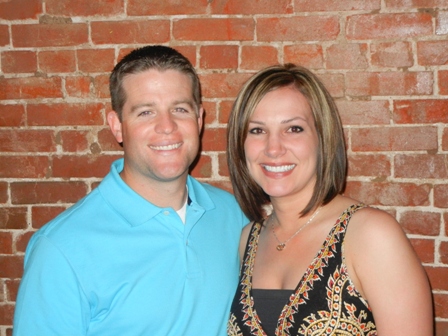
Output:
[228, 204, 377, 336]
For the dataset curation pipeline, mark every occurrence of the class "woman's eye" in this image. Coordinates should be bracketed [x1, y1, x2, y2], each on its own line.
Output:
[289, 126, 304, 133]
[248, 127, 264, 134]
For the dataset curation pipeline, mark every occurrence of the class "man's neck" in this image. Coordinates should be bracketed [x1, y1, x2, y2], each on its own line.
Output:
[120, 171, 189, 210]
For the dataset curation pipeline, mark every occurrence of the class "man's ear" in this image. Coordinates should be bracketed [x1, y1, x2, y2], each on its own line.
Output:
[197, 106, 204, 130]
[107, 111, 123, 144]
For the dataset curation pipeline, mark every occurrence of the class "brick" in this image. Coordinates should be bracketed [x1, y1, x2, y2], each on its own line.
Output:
[28, 103, 104, 126]
[436, 11, 448, 35]
[91, 21, 170, 44]
[5, 279, 20, 302]
[202, 127, 227, 152]
[400, 211, 440, 236]
[200, 101, 216, 126]
[284, 44, 324, 69]
[409, 238, 434, 263]
[0, 182, 7, 203]
[200, 73, 252, 99]
[0, 232, 13, 254]
[394, 99, 448, 124]
[395, 154, 448, 179]
[208, 180, 234, 194]
[337, 100, 390, 125]
[426, 267, 448, 291]
[443, 127, 448, 151]
[77, 49, 115, 73]
[65, 76, 93, 98]
[11, 182, 88, 204]
[46, 0, 123, 16]
[439, 70, 448, 95]
[59, 130, 90, 152]
[434, 184, 448, 208]
[11, 23, 88, 47]
[435, 321, 448, 336]
[174, 18, 254, 41]
[0, 25, 8, 46]
[128, 0, 207, 15]
[0, 206, 28, 230]
[0, 156, 49, 178]
[294, 0, 380, 11]
[199, 45, 238, 70]
[344, 181, 431, 206]
[327, 43, 368, 69]
[0, 304, 15, 325]
[351, 126, 437, 152]
[241, 46, 279, 70]
[346, 13, 432, 40]
[16, 231, 35, 253]
[217, 100, 234, 124]
[445, 213, 448, 237]
[440, 241, 448, 265]
[92, 74, 110, 99]
[0, 0, 41, 20]
[0, 130, 56, 152]
[418, 41, 448, 66]
[370, 41, 413, 68]
[346, 71, 433, 97]
[97, 128, 124, 152]
[385, 0, 448, 8]
[171, 46, 197, 67]
[190, 154, 212, 179]
[0, 255, 23, 278]
[38, 50, 76, 73]
[52, 155, 120, 178]
[31, 206, 66, 229]
[347, 154, 391, 178]
[0, 104, 26, 127]
[318, 73, 344, 98]
[211, 0, 292, 14]
[257, 16, 339, 42]
[1, 50, 37, 73]
[0, 77, 63, 100]
[218, 152, 229, 177]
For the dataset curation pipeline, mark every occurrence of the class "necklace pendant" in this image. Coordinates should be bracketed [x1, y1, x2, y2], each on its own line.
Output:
[276, 243, 286, 251]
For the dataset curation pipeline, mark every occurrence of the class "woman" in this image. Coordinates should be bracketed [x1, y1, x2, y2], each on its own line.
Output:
[226, 64, 433, 335]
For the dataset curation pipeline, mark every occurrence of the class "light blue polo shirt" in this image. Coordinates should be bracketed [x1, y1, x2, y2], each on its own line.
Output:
[13, 159, 247, 336]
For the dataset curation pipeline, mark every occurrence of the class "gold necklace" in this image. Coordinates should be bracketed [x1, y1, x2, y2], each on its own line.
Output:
[270, 206, 322, 251]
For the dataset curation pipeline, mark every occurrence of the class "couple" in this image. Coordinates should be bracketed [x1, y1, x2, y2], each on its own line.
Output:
[13, 46, 433, 335]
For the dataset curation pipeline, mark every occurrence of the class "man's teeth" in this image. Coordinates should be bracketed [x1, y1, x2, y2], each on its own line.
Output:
[263, 164, 295, 172]
[151, 143, 181, 150]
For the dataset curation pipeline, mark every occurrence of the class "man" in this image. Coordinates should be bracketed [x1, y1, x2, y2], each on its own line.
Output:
[13, 45, 247, 335]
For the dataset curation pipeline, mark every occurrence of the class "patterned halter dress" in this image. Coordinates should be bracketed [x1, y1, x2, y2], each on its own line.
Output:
[228, 204, 377, 336]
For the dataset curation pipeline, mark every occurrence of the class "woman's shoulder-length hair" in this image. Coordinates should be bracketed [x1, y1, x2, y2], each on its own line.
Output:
[227, 64, 347, 222]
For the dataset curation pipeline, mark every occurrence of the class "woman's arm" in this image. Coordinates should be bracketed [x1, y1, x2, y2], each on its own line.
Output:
[344, 207, 433, 336]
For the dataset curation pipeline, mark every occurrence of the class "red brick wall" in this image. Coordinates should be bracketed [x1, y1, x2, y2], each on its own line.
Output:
[1, 0, 447, 334]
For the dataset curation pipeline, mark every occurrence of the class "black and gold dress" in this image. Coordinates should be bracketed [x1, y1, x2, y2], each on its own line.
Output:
[228, 204, 377, 336]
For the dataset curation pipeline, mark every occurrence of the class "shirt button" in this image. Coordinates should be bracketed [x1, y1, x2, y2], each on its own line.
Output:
[163, 211, 169, 216]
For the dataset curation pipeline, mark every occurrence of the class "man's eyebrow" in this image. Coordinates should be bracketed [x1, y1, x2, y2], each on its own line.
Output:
[130, 103, 155, 113]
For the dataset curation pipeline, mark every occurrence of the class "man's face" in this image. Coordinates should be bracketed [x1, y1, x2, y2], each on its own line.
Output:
[108, 69, 203, 187]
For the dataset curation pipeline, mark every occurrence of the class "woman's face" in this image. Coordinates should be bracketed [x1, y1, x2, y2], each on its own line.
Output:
[244, 85, 319, 202]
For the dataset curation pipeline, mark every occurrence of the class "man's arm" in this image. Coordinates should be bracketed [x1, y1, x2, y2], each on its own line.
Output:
[13, 235, 89, 336]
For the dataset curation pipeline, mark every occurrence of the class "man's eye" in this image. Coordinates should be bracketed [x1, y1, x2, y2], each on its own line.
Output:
[138, 110, 152, 116]
[289, 126, 304, 133]
[248, 127, 264, 134]
[174, 107, 188, 113]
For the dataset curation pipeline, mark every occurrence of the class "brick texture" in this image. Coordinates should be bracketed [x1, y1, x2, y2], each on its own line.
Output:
[1, 0, 447, 332]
